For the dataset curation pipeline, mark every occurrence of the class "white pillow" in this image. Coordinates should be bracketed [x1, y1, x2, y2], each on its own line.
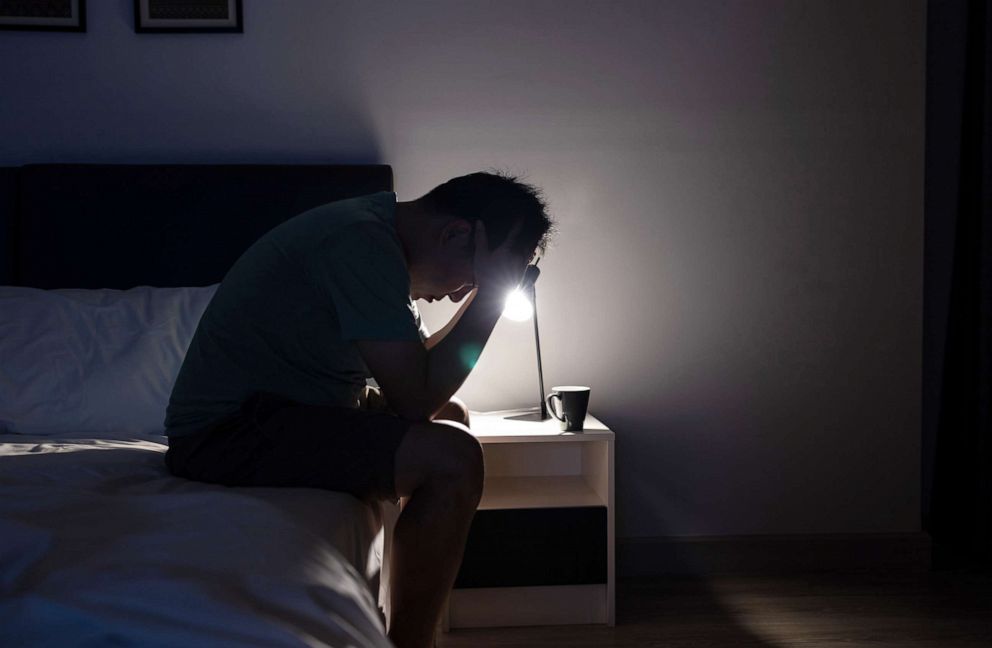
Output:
[0, 285, 218, 436]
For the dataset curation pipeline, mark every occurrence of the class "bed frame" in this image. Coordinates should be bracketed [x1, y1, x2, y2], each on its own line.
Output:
[0, 163, 392, 288]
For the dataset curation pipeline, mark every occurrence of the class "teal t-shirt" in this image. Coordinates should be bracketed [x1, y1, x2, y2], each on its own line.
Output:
[164, 191, 428, 438]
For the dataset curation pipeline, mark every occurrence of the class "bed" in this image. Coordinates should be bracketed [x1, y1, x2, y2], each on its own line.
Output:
[0, 164, 398, 647]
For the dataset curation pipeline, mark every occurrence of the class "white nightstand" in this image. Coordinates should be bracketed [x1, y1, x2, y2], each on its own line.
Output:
[441, 409, 616, 630]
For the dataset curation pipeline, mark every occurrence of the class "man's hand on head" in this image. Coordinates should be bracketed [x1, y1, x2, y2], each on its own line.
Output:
[472, 220, 530, 306]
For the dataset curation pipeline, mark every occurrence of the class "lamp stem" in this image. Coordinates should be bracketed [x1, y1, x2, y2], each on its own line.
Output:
[531, 283, 548, 419]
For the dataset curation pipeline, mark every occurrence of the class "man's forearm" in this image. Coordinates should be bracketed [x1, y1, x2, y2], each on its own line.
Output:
[422, 289, 503, 415]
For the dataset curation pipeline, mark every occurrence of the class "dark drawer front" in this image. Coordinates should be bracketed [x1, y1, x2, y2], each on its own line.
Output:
[454, 506, 607, 589]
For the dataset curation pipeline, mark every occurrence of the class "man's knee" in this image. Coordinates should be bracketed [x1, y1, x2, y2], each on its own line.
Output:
[433, 396, 470, 427]
[415, 420, 484, 494]
[394, 420, 484, 502]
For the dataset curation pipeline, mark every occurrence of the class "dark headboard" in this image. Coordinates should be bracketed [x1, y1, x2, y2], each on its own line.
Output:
[0, 164, 393, 289]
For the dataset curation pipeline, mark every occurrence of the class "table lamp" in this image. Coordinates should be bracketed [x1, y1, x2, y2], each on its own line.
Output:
[503, 262, 549, 422]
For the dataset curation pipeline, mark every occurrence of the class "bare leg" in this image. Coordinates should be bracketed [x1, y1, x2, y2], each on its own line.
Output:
[398, 397, 470, 513]
[387, 420, 483, 648]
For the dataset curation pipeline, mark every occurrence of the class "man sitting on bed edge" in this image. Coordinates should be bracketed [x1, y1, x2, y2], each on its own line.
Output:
[163, 170, 554, 648]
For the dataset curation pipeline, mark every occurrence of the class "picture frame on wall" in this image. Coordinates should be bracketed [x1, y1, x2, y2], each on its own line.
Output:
[0, 0, 86, 32]
[134, 0, 242, 34]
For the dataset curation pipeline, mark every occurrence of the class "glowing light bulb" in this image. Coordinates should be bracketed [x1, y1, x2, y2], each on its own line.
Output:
[502, 288, 533, 321]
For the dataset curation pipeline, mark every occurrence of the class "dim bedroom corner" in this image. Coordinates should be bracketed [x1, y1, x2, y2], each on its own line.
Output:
[2, 1, 992, 648]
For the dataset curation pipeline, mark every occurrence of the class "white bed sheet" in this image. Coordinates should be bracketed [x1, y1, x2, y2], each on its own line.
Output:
[0, 432, 393, 647]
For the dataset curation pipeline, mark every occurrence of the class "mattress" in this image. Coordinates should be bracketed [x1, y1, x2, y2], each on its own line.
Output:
[0, 432, 392, 647]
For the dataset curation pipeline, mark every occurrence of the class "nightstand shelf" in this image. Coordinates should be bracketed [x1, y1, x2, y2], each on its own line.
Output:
[479, 475, 604, 510]
[444, 409, 615, 630]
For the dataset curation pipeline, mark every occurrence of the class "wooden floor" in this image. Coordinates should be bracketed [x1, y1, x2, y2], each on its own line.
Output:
[437, 570, 992, 647]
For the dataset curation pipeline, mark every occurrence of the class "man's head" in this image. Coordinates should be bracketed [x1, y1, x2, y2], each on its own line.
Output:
[400, 171, 555, 303]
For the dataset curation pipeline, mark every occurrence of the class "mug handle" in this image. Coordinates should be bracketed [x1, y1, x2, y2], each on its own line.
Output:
[545, 392, 564, 422]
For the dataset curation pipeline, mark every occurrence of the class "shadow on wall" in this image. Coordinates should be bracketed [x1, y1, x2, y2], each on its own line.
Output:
[22, 100, 389, 166]
[595, 409, 776, 646]
[4, 1, 387, 167]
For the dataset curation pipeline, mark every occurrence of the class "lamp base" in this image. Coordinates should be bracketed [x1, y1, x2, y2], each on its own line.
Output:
[504, 411, 550, 422]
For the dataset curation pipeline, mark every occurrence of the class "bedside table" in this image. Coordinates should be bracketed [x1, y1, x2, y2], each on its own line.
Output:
[442, 409, 615, 630]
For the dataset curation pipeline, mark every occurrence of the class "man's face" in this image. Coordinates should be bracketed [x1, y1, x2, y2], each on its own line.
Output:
[409, 219, 475, 303]
[410, 253, 474, 303]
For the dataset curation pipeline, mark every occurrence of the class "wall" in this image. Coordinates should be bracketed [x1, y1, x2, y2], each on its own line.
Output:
[0, 0, 925, 539]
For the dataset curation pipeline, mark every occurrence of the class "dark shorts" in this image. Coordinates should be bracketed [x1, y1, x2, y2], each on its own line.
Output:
[164, 392, 415, 504]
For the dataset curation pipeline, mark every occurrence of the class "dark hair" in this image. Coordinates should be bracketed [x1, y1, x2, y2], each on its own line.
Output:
[420, 170, 555, 261]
